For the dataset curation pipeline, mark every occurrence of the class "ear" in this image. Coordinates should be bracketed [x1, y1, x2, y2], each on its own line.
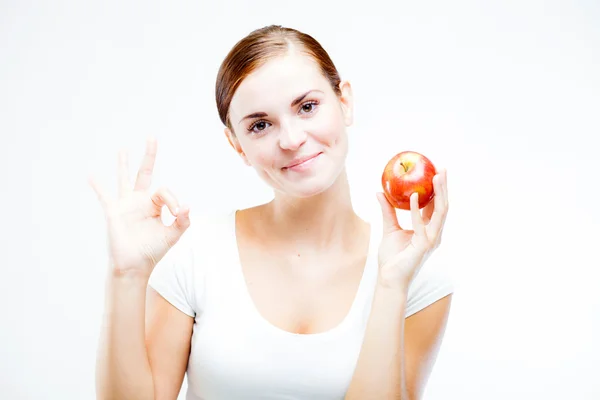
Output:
[224, 127, 251, 166]
[338, 80, 354, 126]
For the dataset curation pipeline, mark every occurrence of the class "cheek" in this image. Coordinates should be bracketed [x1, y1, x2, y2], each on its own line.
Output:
[236, 135, 275, 167]
[315, 111, 346, 146]
[247, 146, 275, 168]
[256, 152, 273, 166]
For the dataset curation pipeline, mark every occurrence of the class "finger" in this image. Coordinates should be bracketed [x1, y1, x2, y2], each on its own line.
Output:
[410, 192, 427, 238]
[165, 204, 191, 245]
[422, 195, 435, 224]
[117, 149, 131, 198]
[377, 192, 402, 234]
[433, 171, 445, 213]
[150, 186, 180, 217]
[428, 172, 447, 235]
[134, 136, 158, 192]
[88, 175, 112, 210]
[443, 168, 448, 206]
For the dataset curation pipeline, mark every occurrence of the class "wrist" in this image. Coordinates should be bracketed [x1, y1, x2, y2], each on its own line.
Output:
[108, 264, 152, 287]
[375, 276, 410, 301]
[109, 258, 153, 279]
[376, 268, 412, 293]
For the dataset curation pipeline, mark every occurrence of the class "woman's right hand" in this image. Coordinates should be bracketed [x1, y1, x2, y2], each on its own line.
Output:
[89, 137, 191, 278]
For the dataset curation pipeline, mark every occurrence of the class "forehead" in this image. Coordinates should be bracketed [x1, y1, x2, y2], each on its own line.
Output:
[229, 52, 329, 114]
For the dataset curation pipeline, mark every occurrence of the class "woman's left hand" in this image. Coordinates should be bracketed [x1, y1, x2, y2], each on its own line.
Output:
[376, 169, 449, 290]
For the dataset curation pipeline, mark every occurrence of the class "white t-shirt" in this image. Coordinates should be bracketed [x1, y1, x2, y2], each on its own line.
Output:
[148, 210, 454, 400]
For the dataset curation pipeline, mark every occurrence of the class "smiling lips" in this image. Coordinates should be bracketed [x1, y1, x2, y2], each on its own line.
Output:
[282, 152, 322, 171]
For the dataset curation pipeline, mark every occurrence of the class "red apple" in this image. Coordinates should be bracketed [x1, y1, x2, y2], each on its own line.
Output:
[381, 151, 437, 210]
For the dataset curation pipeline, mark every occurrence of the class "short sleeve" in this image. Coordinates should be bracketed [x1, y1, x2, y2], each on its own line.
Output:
[147, 227, 200, 318]
[405, 251, 455, 318]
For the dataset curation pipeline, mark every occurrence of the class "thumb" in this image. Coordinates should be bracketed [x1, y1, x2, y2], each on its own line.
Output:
[165, 205, 191, 244]
[377, 192, 401, 234]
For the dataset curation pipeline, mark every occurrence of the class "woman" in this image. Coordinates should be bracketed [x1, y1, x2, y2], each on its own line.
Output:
[91, 25, 453, 400]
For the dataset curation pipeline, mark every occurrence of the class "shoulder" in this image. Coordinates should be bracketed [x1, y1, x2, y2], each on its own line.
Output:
[405, 251, 455, 318]
[147, 208, 238, 316]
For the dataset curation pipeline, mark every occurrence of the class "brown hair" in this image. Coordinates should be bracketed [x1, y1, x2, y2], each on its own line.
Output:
[215, 25, 342, 133]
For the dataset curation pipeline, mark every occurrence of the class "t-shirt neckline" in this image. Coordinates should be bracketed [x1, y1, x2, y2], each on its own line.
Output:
[227, 208, 376, 340]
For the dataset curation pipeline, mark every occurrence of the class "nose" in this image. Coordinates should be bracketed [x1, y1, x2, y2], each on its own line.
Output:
[278, 120, 307, 151]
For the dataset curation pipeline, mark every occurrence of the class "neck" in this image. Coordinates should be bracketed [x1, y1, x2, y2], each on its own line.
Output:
[265, 168, 366, 253]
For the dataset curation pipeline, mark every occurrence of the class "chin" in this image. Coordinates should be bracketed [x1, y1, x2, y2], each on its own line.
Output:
[282, 179, 333, 198]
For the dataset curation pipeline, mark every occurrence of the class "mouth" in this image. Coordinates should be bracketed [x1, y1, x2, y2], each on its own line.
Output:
[282, 152, 322, 171]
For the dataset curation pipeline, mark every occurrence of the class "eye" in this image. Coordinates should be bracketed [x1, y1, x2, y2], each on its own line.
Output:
[299, 100, 319, 115]
[247, 120, 271, 134]
[246, 100, 319, 135]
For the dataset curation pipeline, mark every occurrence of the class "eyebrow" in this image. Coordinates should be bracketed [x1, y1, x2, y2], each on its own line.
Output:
[238, 89, 323, 124]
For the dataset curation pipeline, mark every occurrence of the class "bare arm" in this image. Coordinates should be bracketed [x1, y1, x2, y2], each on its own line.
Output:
[350, 166, 452, 398]
[91, 137, 193, 400]
[145, 286, 194, 400]
[96, 271, 156, 400]
[95, 271, 194, 400]
[345, 280, 452, 400]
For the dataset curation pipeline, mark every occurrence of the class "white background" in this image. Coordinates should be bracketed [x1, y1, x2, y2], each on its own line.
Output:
[2, 0, 599, 399]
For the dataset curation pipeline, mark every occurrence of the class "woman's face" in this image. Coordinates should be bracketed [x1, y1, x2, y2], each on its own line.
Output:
[225, 51, 353, 198]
